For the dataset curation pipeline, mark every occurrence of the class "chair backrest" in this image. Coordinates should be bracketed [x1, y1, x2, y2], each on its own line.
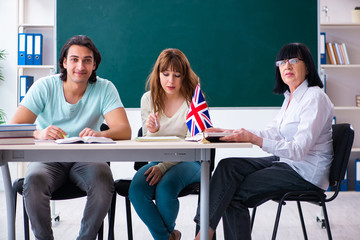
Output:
[329, 123, 354, 187]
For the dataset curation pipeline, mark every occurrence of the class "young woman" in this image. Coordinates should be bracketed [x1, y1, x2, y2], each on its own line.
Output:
[129, 48, 200, 240]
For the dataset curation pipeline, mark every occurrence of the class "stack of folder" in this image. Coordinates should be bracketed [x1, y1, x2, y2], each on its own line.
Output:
[18, 33, 43, 65]
[0, 124, 36, 145]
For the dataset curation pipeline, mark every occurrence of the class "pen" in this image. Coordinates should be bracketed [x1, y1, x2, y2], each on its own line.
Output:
[61, 133, 68, 139]
[153, 111, 159, 129]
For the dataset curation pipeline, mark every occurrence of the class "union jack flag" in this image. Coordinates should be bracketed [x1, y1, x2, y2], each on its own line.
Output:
[186, 84, 213, 136]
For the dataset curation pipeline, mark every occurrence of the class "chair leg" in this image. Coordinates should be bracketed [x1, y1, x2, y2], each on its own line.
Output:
[272, 201, 285, 240]
[296, 201, 308, 240]
[321, 203, 333, 240]
[97, 221, 104, 240]
[108, 193, 117, 240]
[23, 198, 30, 240]
[250, 207, 257, 232]
[125, 197, 133, 240]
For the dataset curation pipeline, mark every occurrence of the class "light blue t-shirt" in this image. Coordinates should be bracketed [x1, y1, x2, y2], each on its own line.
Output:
[21, 74, 123, 137]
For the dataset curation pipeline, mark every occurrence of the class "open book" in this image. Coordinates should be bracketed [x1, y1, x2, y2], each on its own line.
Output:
[185, 132, 233, 142]
[55, 136, 115, 144]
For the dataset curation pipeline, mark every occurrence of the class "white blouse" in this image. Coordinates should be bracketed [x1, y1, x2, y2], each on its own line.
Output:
[251, 80, 334, 190]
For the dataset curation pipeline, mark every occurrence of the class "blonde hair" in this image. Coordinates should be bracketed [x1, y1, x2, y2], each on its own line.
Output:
[145, 48, 199, 114]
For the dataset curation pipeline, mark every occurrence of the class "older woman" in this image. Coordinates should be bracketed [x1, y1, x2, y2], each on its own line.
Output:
[194, 43, 334, 240]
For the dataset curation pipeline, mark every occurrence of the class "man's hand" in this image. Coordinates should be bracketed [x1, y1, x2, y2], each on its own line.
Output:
[79, 128, 102, 138]
[144, 166, 164, 186]
[34, 125, 67, 140]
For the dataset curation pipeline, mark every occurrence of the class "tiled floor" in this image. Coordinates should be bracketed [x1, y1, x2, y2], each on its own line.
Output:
[1, 191, 360, 240]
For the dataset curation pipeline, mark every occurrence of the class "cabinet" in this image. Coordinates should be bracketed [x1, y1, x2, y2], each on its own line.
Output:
[17, 0, 56, 104]
[319, 0, 360, 190]
[16, 0, 56, 178]
[319, 0, 360, 150]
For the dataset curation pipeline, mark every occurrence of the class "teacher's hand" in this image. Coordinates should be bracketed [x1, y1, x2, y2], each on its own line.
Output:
[220, 128, 263, 147]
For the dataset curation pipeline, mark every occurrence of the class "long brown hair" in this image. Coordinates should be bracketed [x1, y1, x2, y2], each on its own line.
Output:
[145, 48, 199, 114]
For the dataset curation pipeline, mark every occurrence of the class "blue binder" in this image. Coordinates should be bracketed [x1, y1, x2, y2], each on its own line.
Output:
[18, 33, 27, 65]
[320, 32, 326, 64]
[356, 159, 360, 191]
[25, 34, 34, 65]
[33, 34, 43, 65]
[19, 75, 34, 102]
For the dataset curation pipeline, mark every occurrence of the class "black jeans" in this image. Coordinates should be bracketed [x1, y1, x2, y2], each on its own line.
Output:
[194, 156, 321, 240]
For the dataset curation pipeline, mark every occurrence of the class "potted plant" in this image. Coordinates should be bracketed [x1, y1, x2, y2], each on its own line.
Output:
[0, 49, 7, 124]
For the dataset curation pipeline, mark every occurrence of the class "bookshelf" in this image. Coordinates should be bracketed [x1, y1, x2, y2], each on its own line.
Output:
[16, 0, 56, 105]
[16, 0, 56, 178]
[319, 0, 360, 190]
[319, 1, 360, 149]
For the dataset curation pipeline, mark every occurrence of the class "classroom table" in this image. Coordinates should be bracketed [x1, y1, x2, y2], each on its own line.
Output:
[0, 140, 252, 240]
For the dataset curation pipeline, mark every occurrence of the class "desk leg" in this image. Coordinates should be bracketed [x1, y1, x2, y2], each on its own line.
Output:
[0, 162, 15, 240]
[200, 149, 210, 240]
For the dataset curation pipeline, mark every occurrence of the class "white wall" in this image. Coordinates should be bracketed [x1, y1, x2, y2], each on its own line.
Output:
[319, 0, 360, 23]
[0, 0, 18, 120]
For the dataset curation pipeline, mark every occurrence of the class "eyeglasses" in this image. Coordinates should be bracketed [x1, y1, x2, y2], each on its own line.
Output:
[275, 58, 302, 67]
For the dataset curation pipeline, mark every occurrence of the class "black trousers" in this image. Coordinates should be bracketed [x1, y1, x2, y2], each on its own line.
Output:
[194, 156, 321, 240]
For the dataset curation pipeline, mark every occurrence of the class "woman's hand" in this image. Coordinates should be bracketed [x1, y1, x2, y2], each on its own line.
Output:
[220, 128, 263, 147]
[34, 125, 67, 140]
[144, 166, 164, 186]
[146, 112, 159, 133]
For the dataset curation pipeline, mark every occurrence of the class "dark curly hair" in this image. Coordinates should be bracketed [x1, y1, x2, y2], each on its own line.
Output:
[58, 35, 101, 83]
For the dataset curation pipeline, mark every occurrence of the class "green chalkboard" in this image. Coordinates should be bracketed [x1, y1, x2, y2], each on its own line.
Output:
[57, 0, 317, 107]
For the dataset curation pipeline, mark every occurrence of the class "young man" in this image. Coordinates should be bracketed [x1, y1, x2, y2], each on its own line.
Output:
[10, 35, 131, 240]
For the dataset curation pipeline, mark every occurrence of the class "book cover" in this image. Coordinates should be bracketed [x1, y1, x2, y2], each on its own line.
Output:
[326, 43, 335, 65]
[339, 44, 348, 65]
[342, 43, 350, 65]
[185, 132, 233, 142]
[0, 137, 34, 145]
[0, 124, 36, 131]
[331, 43, 339, 64]
[55, 136, 115, 144]
[203, 132, 233, 142]
[0, 130, 34, 138]
[320, 32, 326, 64]
[334, 43, 344, 65]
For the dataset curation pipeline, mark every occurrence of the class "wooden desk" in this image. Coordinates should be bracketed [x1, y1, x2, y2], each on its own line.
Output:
[0, 140, 252, 240]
